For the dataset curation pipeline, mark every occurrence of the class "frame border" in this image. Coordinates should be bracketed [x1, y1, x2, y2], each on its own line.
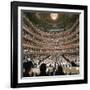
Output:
[11, 1, 88, 88]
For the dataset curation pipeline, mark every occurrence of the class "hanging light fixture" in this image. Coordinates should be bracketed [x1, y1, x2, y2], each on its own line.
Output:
[50, 13, 58, 21]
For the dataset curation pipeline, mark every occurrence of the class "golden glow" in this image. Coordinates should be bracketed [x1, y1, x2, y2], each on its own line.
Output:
[50, 13, 58, 20]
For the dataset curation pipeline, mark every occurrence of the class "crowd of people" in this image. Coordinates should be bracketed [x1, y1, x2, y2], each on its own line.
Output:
[23, 61, 65, 77]
[22, 54, 79, 77]
[23, 14, 79, 44]
[22, 14, 80, 77]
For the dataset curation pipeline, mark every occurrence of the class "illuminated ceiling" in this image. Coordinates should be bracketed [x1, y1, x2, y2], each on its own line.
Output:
[23, 11, 79, 32]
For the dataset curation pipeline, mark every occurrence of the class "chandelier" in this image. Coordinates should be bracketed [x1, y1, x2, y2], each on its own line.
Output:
[50, 13, 58, 21]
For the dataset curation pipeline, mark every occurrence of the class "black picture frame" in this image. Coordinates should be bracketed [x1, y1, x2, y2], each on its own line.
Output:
[11, 1, 88, 88]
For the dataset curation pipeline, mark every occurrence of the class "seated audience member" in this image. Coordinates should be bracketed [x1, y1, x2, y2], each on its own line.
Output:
[55, 66, 65, 75]
[71, 61, 77, 66]
[39, 63, 47, 76]
[23, 61, 34, 77]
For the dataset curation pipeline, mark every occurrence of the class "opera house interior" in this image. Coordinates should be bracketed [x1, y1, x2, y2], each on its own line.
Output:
[22, 11, 80, 77]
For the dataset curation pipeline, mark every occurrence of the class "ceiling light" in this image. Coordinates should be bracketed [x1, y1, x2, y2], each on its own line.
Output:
[50, 13, 58, 20]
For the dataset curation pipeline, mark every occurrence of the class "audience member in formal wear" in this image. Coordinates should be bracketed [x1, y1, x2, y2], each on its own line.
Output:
[55, 65, 65, 75]
[23, 61, 34, 77]
[39, 63, 47, 76]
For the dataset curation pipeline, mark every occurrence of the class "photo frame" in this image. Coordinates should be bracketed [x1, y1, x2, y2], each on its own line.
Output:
[11, 1, 88, 88]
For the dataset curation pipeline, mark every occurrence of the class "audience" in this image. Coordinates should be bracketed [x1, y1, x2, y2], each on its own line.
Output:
[22, 15, 79, 77]
[23, 54, 79, 77]
[39, 63, 47, 76]
[23, 61, 66, 77]
[55, 66, 65, 75]
[23, 61, 34, 77]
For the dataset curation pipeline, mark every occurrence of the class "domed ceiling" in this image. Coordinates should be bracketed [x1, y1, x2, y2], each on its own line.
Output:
[23, 11, 79, 32]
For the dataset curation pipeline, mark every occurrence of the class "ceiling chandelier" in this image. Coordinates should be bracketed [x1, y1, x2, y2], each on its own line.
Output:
[50, 13, 59, 21]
